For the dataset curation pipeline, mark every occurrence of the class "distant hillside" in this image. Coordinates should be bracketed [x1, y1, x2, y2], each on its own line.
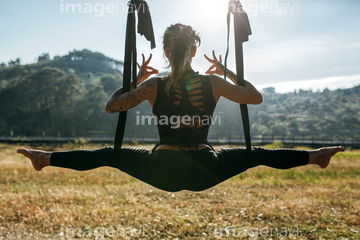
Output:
[0, 49, 123, 80]
[247, 86, 360, 139]
[0, 49, 125, 137]
[200, 84, 360, 141]
[0, 50, 359, 141]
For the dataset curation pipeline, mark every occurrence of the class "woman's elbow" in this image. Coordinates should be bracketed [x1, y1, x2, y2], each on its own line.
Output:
[105, 102, 115, 113]
[255, 93, 263, 104]
[251, 92, 263, 105]
[105, 105, 112, 114]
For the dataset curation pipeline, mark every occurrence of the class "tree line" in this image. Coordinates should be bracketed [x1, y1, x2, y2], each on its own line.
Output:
[246, 86, 360, 140]
[0, 49, 359, 140]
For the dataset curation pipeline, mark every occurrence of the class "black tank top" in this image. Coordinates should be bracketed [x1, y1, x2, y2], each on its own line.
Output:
[153, 69, 216, 147]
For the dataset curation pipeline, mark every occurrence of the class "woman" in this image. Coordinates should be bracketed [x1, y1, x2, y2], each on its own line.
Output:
[18, 23, 344, 192]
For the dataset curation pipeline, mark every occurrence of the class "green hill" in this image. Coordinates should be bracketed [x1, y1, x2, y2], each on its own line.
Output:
[0, 49, 123, 80]
[0, 50, 359, 141]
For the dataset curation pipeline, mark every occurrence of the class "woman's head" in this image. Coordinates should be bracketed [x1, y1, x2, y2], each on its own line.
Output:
[163, 23, 201, 94]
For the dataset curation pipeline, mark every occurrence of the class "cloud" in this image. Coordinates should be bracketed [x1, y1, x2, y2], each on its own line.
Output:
[245, 31, 360, 84]
[258, 74, 360, 93]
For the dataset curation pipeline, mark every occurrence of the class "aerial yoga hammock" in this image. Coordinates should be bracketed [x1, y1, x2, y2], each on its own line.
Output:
[114, 0, 252, 160]
[114, 0, 156, 155]
[115, 0, 252, 157]
[17, 0, 344, 192]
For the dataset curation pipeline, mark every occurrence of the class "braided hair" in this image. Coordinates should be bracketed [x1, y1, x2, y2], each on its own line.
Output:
[163, 23, 201, 95]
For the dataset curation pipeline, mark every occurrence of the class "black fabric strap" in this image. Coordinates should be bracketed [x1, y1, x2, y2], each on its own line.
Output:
[135, 0, 156, 49]
[224, 0, 252, 154]
[114, 0, 155, 154]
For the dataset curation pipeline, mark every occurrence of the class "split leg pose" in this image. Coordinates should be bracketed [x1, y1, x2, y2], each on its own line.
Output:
[17, 146, 344, 192]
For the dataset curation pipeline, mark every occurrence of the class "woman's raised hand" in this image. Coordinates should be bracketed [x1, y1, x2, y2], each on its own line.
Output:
[204, 50, 225, 76]
[137, 54, 159, 84]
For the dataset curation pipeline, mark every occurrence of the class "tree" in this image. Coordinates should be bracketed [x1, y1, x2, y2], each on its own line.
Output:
[288, 119, 301, 135]
[251, 123, 269, 136]
[270, 125, 288, 136]
[8, 60, 15, 67]
[78, 83, 116, 134]
[100, 74, 121, 96]
[8, 67, 86, 135]
[68, 68, 76, 75]
[258, 112, 272, 126]
[52, 73, 86, 135]
[38, 53, 50, 62]
[7, 58, 21, 67]
[86, 72, 93, 80]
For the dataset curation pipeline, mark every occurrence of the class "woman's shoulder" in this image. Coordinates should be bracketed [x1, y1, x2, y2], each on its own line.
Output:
[207, 74, 228, 87]
[138, 77, 159, 87]
[186, 71, 210, 84]
[154, 75, 169, 83]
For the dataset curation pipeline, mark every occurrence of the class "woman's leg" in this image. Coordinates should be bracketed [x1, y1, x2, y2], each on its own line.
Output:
[215, 146, 344, 183]
[17, 147, 184, 191]
[18, 147, 119, 171]
[17, 148, 51, 171]
[308, 146, 345, 168]
[50, 147, 117, 171]
[17, 145, 344, 192]
[17, 147, 152, 174]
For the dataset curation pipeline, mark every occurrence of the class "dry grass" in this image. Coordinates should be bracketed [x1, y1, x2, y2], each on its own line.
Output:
[0, 143, 359, 239]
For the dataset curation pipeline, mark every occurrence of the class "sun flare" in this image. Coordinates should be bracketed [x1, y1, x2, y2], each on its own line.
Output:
[192, 0, 229, 29]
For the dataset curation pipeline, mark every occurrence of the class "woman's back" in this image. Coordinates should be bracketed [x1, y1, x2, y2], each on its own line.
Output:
[153, 69, 216, 147]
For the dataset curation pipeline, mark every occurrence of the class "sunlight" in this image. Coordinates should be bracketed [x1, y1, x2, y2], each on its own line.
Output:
[192, 0, 229, 30]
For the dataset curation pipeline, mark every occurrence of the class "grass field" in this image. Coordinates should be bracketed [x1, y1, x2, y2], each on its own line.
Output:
[0, 143, 359, 239]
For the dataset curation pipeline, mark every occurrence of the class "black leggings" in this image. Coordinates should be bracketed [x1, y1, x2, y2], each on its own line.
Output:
[50, 147, 309, 192]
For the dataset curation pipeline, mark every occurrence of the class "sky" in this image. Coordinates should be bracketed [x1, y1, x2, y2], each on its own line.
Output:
[1, 0, 360, 93]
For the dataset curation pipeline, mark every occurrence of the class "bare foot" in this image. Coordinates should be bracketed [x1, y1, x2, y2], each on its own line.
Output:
[17, 148, 51, 171]
[309, 146, 345, 168]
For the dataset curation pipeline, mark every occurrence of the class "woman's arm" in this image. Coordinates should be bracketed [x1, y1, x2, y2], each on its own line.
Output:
[105, 54, 158, 113]
[204, 51, 263, 105]
[105, 78, 157, 113]
[208, 75, 262, 104]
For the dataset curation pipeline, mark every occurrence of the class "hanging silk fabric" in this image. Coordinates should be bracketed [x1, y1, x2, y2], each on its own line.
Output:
[224, 0, 252, 155]
[114, 0, 155, 155]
